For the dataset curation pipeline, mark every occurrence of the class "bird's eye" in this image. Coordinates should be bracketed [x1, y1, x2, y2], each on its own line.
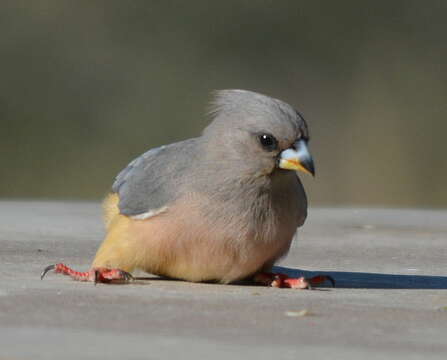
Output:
[258, 134, 278, 151]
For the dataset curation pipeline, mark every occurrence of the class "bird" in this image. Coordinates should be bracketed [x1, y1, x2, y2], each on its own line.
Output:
[42, 89, 333, 289]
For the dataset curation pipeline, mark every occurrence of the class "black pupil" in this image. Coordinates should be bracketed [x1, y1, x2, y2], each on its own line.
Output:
[259, 134, 276, 150]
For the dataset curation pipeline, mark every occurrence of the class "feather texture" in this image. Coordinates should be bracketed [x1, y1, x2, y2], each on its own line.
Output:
[93, 89, 310, 283]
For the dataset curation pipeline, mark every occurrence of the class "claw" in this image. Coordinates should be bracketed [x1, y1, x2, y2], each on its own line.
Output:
[41, 263, 93, 282]
[254, 272, 335, 289]
[326, 275, 336, 287]
[41, 264, 56, 280]
[41, 263, 135, 284]
[122, 271, 134, 281]
[94, 269, 134, 284]
[116, 270, 134, 282]
[94, 269, 100, 286]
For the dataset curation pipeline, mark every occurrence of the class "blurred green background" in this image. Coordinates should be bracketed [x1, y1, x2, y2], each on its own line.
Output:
[1, 0, 446, 207]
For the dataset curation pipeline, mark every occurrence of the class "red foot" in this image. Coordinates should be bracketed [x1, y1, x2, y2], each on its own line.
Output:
[41, 263, 134, 284]
[254, 272, 335, 289]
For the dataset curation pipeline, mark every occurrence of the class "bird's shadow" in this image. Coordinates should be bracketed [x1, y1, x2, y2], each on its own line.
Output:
[134, 266, 447, 289]
[271, 266, 447, 290]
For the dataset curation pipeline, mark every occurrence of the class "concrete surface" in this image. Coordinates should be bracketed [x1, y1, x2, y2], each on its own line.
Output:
[0, 201, 446, 360]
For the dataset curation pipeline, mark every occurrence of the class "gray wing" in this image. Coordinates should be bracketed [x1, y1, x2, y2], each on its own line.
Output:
[112, 138, 198, 217]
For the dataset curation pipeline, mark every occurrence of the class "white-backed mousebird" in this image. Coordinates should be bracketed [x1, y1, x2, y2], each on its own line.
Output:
[42, 89, 333, 289]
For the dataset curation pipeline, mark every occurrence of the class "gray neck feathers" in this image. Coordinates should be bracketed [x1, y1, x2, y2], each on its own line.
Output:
[182, 143, 295, 244]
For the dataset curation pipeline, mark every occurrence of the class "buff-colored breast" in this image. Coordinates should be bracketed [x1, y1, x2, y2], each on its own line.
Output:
[92, 193, 294, 283]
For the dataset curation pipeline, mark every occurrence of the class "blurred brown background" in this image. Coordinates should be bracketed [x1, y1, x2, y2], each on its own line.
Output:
[1, 0, 446, 207]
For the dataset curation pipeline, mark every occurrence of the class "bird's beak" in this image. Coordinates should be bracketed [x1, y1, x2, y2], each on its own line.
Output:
[278, 139, 315, 176]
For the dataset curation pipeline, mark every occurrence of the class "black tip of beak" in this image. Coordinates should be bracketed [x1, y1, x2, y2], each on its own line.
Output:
[290, 139, 316, 177]
[304, 158, 315, 177]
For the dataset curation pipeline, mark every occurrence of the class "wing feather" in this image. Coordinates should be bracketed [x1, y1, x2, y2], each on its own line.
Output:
[112, 138, 197, 216]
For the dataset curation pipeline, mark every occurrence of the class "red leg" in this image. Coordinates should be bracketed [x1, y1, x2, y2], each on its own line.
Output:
[41, 263, 134, 284]
[254, 272, 335, 289]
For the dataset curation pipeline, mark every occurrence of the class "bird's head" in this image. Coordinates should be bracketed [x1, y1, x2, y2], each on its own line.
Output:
[202, 89, 314, 178]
